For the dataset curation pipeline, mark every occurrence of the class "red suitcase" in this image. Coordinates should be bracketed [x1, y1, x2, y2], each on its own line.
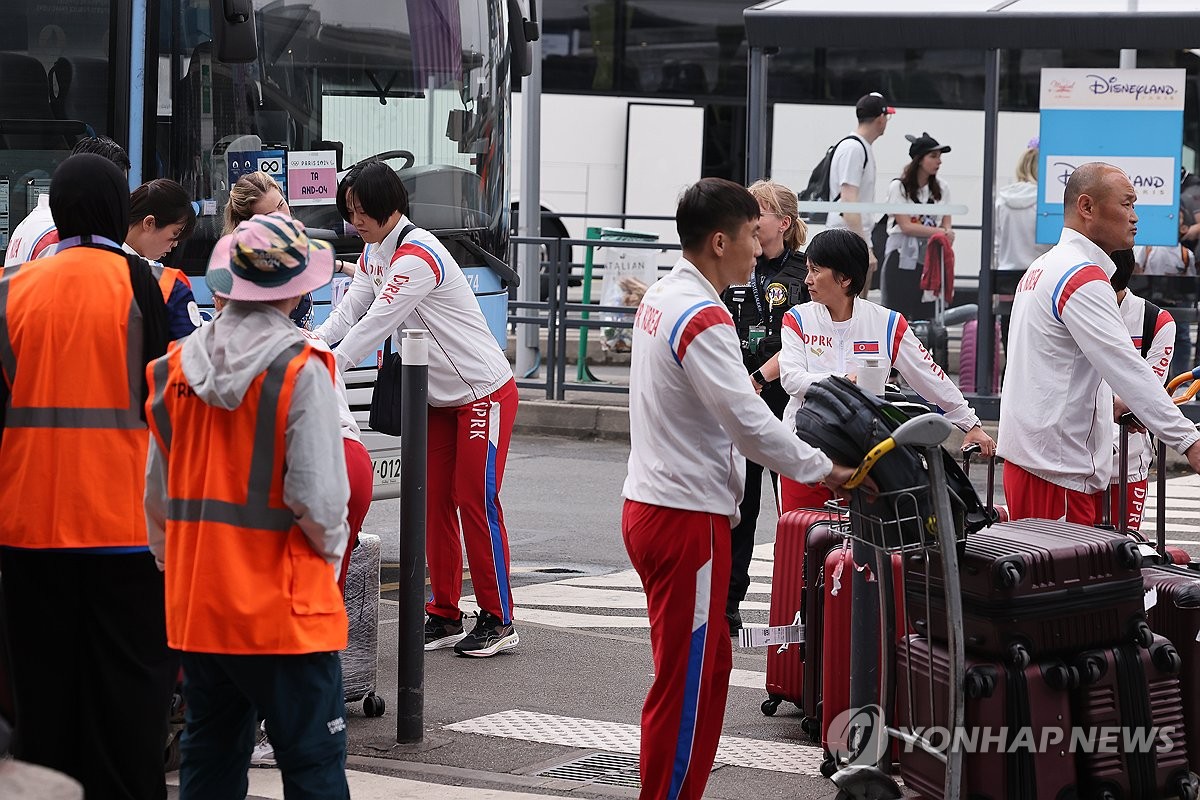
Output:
[762, 507, 842, 723]
[819, 540, 907, 758]
[895, 635, 1077, 800]
[1071, 636, 1198, 800]
[1143, 568, 1200, 771]
[907, 519, 1150, 666]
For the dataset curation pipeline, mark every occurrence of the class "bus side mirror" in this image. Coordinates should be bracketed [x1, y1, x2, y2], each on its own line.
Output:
[212, 0, 259, 64]
[508, 0, 539, 80]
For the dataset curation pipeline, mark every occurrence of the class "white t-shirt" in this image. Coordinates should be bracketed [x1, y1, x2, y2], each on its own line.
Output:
[826, 134, 874, 240]
[884, 180, 951, 271]
[1134, 244, 1194, 277]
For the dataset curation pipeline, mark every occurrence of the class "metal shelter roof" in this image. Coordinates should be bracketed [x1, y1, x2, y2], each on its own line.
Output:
[745, 0, 1200, 51]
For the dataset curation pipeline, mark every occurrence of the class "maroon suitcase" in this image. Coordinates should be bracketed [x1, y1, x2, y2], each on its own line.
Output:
[1144, 568, 1200, 771]
[895, 635, 1078, 800]
[762, 507, 842, 726]
[907, 519, 1150, 665]
[1072, 636, 1198, 800]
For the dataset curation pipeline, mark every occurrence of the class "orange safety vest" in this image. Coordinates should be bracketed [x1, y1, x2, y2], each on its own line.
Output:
[0, 247, 150, 548]
[145, 339, 348, 654]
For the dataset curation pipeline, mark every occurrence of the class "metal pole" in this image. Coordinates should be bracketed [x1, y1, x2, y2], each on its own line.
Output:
[396, 330, 428, 744]
[977, 49, 1001, 395]
[746, 46, 768, 184]
[927, 448, 965, 800]
[1120, 1, 1138, 69]
[517, 34, 543, 380]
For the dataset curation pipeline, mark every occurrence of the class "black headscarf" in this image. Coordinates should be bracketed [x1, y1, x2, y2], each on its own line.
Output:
[48, 153, 169, 418]
[49, 153, 130, 241]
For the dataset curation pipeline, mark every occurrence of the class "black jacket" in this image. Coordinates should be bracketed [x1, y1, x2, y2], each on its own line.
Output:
[720, 248, 809, 415]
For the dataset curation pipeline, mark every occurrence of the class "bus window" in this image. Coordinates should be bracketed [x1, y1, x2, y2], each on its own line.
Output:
[1, 0, 115, 252]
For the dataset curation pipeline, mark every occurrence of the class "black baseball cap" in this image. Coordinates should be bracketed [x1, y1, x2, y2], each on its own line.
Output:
[906, 132, 952, 159]
[856, 92, 896, 121]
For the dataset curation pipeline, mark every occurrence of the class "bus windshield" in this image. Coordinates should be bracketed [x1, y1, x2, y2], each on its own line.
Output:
[160, 0, 512, 272]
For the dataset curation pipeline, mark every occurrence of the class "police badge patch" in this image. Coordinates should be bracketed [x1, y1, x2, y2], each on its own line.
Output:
[765, 282, 788, 308]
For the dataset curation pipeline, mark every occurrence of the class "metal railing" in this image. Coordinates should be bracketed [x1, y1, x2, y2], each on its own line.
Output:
[509, 235, 680, 400]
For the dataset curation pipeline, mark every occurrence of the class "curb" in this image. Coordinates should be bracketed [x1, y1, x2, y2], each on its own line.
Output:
[515, 400, 631, 442]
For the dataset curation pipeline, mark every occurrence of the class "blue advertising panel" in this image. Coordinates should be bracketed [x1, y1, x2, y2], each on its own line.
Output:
[1037, 69, 1185, 246]
[227, 150, 289, 199]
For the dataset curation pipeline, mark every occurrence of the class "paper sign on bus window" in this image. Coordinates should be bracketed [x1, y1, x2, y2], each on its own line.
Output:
[288, 151, 338, 207]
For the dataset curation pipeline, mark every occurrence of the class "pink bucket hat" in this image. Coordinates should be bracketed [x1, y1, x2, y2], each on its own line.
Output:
[205, 213, 334, 302]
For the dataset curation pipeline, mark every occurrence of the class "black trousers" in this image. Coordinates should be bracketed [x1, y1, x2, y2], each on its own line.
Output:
[881, 250, 934, 322]
[0, 548, 177, 800]
[179, 651, 348, 800]
[727, 459, 779, 615]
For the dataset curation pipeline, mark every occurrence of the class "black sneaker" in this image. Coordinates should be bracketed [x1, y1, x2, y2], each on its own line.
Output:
[726, 609, 743, 635]
[424, 612, 466, 651]
[453, 610, 519, 657]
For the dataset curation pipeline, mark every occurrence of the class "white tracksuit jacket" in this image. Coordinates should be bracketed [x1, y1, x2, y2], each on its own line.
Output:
[998, 227, 1199, 493]
[622, 258, 833, 524]
[314, 216, 511, 407]
[777, 296, 981, 434]
[1110, 291, 1175, 483]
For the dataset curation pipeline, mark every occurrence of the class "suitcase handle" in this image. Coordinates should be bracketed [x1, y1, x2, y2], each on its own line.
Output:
[962, 443, 998, 518]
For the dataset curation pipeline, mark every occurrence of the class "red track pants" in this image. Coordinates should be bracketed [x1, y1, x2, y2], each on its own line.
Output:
[337, 438, 374, 591]
[1002, 461, 1099, 526]
[426, 379, 518, 625]
[622, 500, 732, 800]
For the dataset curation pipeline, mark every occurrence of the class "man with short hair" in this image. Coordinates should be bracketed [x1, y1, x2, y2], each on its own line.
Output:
[145, 214, 351, 798]
[999, 162, 1200, 524]
[623, 177, 853, 800]
[826, 92, 894, 297]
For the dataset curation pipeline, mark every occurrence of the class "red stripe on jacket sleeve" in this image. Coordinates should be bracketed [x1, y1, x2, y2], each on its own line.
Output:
[782, 312, 802, 335]
[890, 315, 908, 363]
[31, 230, 59, 260]
[1154, 309, 1174, 338]
[392, 243, 442, 285]
[1055, 265, 1108, 318]
[676, 305, 734, 364]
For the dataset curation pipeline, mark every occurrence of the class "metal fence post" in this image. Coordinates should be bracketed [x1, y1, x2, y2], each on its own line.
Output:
[396, 329, 428, 744]
[556, 240, 570, 401]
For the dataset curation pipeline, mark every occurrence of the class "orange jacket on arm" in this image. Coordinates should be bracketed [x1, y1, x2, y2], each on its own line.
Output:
[145, 339, 348, 655]
[0, 248, 150, 549]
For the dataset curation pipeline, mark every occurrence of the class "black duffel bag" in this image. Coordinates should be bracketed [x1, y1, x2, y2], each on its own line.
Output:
[368, 337, 403, 436]
[794, 375, 990, 546]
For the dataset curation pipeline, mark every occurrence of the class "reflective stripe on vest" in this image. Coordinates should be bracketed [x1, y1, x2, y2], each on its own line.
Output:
[150, 341, 305, 533]
[0, 262, 143, 430]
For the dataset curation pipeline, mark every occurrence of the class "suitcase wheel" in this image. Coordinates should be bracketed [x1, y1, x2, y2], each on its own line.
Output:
[1133, 619, 1154, 649]
[997, 559, 1024, 589]
[1042, 662, 1078, 691]
[801, 715, 821, 742]
[1150, 640, 1183, 675]
[363, 693, 386, 718]
[760, 697, 782, 717]
[819, 753, 837, 779]
[1176, 773, 1200, 800]
[1007, 642, 1031, 669]
[964, 666, 997, 699]
[1075, 653, 1107, 686]
[1115, 540, 1141, 570]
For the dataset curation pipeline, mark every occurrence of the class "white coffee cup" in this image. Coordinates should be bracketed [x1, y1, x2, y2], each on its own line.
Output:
[857, 356, 889, 397]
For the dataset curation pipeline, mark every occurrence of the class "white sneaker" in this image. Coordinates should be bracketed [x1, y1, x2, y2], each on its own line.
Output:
[250, 729, 276, 767]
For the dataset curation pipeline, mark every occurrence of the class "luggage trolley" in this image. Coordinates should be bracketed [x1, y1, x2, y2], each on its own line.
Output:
[828, 413, 968, 800]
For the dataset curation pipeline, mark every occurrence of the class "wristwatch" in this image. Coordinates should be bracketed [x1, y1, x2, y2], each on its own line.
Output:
[751, 369, 767, 387]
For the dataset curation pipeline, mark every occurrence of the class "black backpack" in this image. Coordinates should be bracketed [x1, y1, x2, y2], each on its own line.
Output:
[799, 136, 868, 225]
[794, 376, 990, 546]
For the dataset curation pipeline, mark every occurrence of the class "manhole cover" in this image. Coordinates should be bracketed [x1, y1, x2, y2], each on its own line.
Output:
[537, 752, 640, 788]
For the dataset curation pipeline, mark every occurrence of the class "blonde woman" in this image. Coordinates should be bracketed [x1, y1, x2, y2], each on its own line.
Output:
[224, 172, 357, 277]
[995, 139, 1051, 271]
[718, 178, 810, 632]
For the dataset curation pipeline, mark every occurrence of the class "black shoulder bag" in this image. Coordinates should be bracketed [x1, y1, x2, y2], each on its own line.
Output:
[368, 224, 417, 436]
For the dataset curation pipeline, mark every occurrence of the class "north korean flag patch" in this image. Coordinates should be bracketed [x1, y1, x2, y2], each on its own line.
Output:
[853, 341, 880, 354]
